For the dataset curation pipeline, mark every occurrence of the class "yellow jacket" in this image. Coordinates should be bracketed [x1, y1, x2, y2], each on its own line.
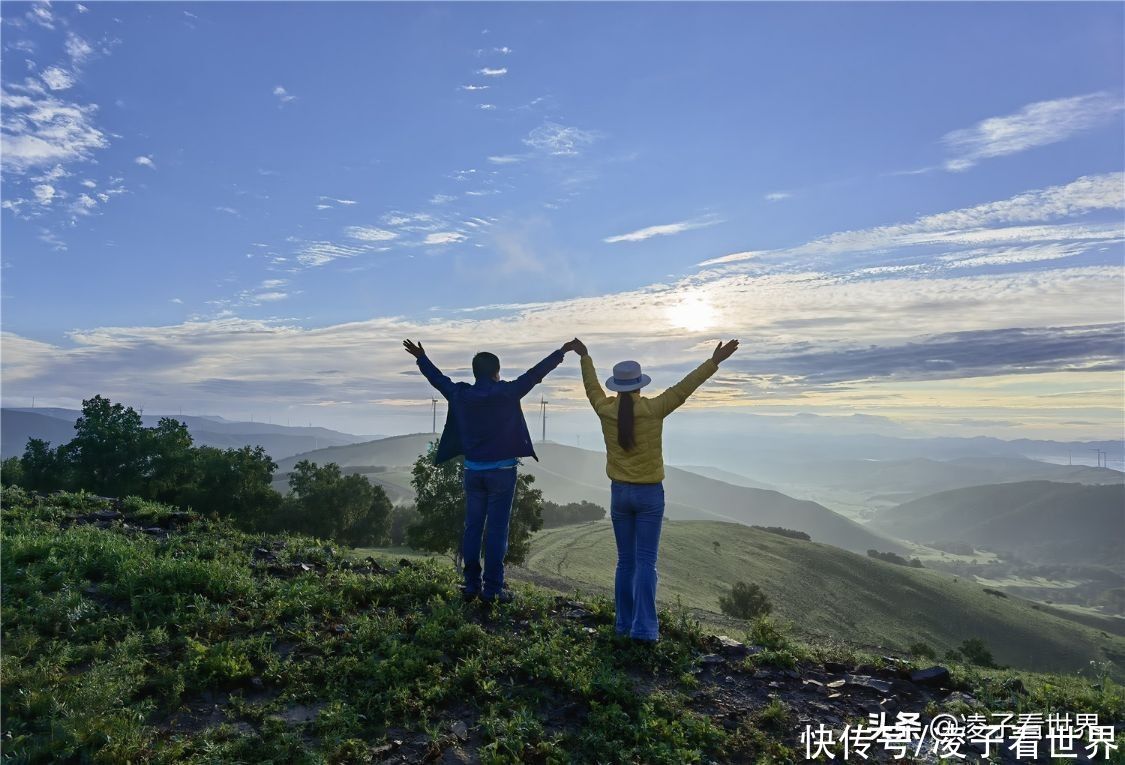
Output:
[580, 355, 718, 483]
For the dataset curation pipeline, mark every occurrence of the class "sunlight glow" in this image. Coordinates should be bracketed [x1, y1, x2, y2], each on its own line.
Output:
[666, 294, 717, 332]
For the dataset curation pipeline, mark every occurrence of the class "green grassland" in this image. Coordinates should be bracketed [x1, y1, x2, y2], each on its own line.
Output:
[4, 489, 1124, 763]
[522, 521, 1125, 680]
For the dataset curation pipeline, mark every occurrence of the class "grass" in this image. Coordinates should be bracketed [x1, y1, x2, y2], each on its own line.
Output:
[522, 520, 1125, 680]
[4, 488, 1123, 764]
[1, 488, 734, 763]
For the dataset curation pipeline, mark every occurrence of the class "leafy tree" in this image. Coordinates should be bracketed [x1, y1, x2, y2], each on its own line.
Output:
[66, 395, 148, 497]
[540, 499, 606, 528]
[407, 442, 466, 566]
[19, 438, 68, 493]
[407, 441, 544, 568]
[506, 472, 544, 566]
[718, 580, 773, 620]
[282, 460, 391, 546]
[908, 641, 936, 660]
[183, 445, 280, 529]
[1, 457, 25, 488]
[145, 418, 197, 505]
[389, 505, 421, 546]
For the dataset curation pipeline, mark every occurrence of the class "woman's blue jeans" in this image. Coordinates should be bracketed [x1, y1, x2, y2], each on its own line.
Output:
[462, 467, 518, 599]
[610, 480, 665, 640]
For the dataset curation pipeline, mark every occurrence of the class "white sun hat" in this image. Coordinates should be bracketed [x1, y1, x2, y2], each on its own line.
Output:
[605, 360, 651, 392]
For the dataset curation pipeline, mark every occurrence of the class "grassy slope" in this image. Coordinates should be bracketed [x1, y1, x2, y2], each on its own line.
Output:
[867, 481, 1125, 568]
[522, 521, 1125, 679]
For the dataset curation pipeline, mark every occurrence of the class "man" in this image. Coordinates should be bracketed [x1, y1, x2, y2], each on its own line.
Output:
[403, 338, 581, 604]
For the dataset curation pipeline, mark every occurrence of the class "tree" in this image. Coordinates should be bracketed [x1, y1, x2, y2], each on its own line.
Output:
[389, 505, 421, 546]
[718, 580, 773, 620]
[183, 445, 280, 529]
[540, 499, 606, 528]
[281, 460, 391, 546]
[145, 418, 197, 505]
[957, 638, 997, 668]
[1, 457, 25, 488]
[66, 395, 148, 497]
[406, 442, 544, 568]
[407, 442, 466, 566]
[19, 438, 68, 493]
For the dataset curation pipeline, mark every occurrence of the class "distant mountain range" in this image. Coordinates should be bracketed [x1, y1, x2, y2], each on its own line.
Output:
[274, 433, 910, 556]
[868, 481, 1125, 570]
[1, 408, 379, 461]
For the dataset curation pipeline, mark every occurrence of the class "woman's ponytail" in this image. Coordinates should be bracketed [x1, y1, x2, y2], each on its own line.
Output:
[617, 393, 636, 451]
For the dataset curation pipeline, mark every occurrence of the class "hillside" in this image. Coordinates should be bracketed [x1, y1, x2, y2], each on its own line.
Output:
[868, 481, 1125, 569]
[276, 435, 910, 556]
[1, 407, 377, 460]
[521, 521, 1125, 679]
[5, 489, 1122, 763]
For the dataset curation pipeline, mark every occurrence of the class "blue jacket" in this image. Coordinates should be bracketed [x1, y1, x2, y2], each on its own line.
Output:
[417, 349, 566, 464]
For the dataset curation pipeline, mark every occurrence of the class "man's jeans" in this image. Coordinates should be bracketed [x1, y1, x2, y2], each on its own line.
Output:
[462, 467, 518, 598]
[609, 480, 665, 640]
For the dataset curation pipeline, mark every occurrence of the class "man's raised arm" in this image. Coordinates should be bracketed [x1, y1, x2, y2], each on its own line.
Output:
[403, 339, 457, 400]
[507, 339, 583, 399]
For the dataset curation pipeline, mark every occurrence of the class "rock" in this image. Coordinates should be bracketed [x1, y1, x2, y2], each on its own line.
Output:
[398, 558, 416, 568]
[942, 691, 981, 708]
[450, 720, 469, 742]
[855, 663, 877, 674]
[803, 679, 825, 689]
[700, 654, 726, 666]
[909, 665, 951, 687]
[143, 526, 167, 536]
[441, 748, 470, 765]
[782, 669, 800, 679]
[562, 608, 593, 620]
[712, 635, 753, 658]
[879, 697, 899, 713]
[253, 547, 273, 560]
[846, 674, 893, 693]
[250, 676, 264, 690]
[824, 661, 847, 673]
[826, 679, 846, 689]
[93, 509, 122, 522]
[370, 742, 396, 757]
[1003, 677, 1028, 695]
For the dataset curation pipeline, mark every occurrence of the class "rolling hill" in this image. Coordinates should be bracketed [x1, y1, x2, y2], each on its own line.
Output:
[867, 481, 1125, 569]
[1, 407, 377, 460]
[520, 520, 1125, 679]
[276, 434, 912, 555]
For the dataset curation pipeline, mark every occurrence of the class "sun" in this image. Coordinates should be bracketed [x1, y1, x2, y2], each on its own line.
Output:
[666, 294, 717, 332]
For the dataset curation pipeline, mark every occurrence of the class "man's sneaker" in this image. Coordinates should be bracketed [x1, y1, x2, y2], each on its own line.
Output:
[458, 585, 479, 603]
[480, 590, 515, 606]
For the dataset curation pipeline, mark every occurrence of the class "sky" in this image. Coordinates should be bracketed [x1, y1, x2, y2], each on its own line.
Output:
[2, 1, 1123, 446]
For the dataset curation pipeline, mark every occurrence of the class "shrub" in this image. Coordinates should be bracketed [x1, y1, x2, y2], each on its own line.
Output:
[719, 581, 772, 620]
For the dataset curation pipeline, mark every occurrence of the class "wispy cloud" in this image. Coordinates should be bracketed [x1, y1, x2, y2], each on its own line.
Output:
[295, 241, 368, 268]
[477, 67, 507, 77]
[488, 154, 523, 164]
[273, 85, 296, 104]
[765, 191, 792, 202]
[430, 194, 456, 204]
[700, 172, 1124, 266]
[1, 87, 109, 173]
[345, 226, 398, 242]
[134, 155, 155, 169]
[604, 215, 722, 244]
[523, 122, 597, 156]
[424, 232, 467, 245]
[65, 33, 94, 64]
[478, 104, 496, 111]
[942, 92, 1123, 172]
[460, 84, 490, 91]
[40, 66, 75, 91]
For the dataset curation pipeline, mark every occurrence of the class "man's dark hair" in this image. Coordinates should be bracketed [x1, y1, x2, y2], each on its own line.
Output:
[472, 352, 500, 380]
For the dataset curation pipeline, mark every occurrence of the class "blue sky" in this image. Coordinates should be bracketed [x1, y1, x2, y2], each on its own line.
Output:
[2, 1, 1123, 442]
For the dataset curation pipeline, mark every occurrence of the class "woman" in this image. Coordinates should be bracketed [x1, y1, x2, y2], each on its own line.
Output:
[571, 337, 739, 641]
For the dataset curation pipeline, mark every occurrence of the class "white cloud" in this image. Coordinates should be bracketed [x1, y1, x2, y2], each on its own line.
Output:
[460, 84, 490, 91]
[523, 122, 597, 156]
[765, 192, 792, 201]
[170, 297, 183, 304]
[134, 155, 155, 169]
[316, 204, 332, 210]
[942, 93, 1123, 172]
[0, 89, 108, 173]
[494, 46, 512, 54]
[488, 154, 523, 164]
[216, 206, 239, 215]
[273, 85, 296, 104]
[28, 3, 55, 29]
[701, 172, 1125, 266]
[32, 184, 56, 204]
[80, 178, 96, 188]
[424, 232, 466, 245]
[604, 216, 722, 244]
[430, 194, 456, 204]
[336, 198, 357, 205]
[478, 67, 507, 77]
[295, 241, 367, 267]
[73, 193, 97, 214]
[40, 66, 75, 91]
[346, 226, 398, 242]
[65, 33, 94, 64]
[478, 104, 496, 111]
